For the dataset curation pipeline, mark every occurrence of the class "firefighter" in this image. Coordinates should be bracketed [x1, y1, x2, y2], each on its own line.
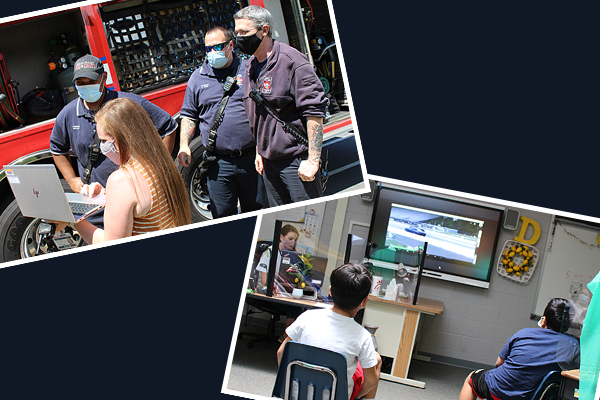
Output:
[49, 54, 178, 227]
[178, 26, 264, 218]
[234, 5, 329, 206]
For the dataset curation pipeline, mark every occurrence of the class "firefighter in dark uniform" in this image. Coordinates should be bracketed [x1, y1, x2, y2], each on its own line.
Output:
[50, 54, 178, 227]
[178, 26, 264, 218]
[234, 5, 329, 206]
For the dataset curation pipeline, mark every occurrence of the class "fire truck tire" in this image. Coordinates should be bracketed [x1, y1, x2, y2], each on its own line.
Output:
[179, 137, 213, 223]
[0, 200, 36, 261]
[0, 181, 86, 262]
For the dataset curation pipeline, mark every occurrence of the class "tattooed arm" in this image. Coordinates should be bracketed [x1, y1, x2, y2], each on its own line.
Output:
[298, 116, 323, 181]
[177, 117, 198, 167]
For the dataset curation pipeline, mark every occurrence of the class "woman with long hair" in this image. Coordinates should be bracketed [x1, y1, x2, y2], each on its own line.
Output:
[252, 224, 305, 342]
[71, 97, 191, 243]
[256, 224, 300, 285]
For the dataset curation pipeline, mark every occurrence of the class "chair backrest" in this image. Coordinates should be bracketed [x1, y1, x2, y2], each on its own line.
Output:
[531, 370, 562, 400]
[273, 341, 348, 400]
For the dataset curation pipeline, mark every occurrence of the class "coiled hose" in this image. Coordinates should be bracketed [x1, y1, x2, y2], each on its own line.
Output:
[0, 53, 25, 131]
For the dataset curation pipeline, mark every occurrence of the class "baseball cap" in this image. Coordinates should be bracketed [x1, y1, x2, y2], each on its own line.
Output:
[72, 54, 104, 81]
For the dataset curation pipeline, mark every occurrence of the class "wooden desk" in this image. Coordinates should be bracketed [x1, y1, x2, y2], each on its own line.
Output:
[362, 295, 444, 389]
[559, 370, 579, 400]
[245, 292, 332, 310]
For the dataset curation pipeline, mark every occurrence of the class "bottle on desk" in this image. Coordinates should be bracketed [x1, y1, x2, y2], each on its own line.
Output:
[396, 283, 411, 303]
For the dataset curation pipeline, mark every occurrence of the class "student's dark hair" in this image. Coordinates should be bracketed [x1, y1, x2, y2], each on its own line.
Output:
[543, 298, 572, 333]
[330, 263, 373, 311]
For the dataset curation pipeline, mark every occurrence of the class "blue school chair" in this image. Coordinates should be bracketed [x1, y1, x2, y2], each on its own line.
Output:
[530, 370, 562, 400]
[273, 341, 348, 400]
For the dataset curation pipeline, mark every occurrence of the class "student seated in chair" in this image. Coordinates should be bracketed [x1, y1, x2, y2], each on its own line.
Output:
[459, 298, 580, 400]
[277, 263, 382, 400]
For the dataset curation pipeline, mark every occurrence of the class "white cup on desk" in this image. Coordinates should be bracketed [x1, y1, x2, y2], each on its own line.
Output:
[292, 288, 304, 299]
[371, 276, 383, 296]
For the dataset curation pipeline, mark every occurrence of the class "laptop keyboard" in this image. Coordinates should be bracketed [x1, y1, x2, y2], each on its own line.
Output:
[69, 202, 99, 216]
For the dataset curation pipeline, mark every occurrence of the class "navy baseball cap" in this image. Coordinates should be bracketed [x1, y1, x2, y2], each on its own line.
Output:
[72, 54, 104, 81]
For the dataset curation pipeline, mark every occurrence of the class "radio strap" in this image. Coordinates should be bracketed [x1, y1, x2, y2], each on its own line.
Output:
[82, 96, 107, 185]
[84, 132, 101, 184]
[205, 58, 241, 154]
[196, 58, 241, 195]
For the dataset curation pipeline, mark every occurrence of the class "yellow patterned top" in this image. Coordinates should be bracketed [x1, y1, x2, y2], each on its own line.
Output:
[127, 159, 175, 235]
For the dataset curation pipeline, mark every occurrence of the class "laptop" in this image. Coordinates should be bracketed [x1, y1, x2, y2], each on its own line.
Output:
[3, 164, 106, 223]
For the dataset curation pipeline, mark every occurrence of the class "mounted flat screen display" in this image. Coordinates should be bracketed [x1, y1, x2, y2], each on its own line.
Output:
[367, 183, 504, 288]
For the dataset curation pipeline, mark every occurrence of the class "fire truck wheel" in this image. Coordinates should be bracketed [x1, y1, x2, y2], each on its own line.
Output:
[178, 137, 243, 222]
[179, 137, 214, 223]
[0, 182, 86, 262]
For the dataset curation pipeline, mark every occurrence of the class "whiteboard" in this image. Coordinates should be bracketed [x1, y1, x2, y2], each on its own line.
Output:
[533, 217, 600, 316]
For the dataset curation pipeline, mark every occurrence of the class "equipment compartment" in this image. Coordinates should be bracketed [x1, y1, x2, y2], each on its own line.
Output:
[0, 10, 89, 131]
[100, 0, 245, 94]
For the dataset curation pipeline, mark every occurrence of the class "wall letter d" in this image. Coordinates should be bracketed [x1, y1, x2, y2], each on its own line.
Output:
[514, 216, 541, 245]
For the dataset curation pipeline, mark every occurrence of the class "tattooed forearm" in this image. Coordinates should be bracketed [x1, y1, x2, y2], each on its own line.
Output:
[180, 118, 198, 147]
[307, 117, 323, 163]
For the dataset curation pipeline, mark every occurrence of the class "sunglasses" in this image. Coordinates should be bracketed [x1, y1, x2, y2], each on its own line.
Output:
[205, 41, 230, 53]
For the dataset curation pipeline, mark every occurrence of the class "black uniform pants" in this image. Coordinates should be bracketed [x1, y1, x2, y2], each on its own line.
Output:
[206, 149, 265, 218]
[261, 153, 322, 206]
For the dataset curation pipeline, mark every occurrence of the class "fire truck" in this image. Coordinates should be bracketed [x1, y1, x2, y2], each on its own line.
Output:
[0, 0, 351, 262]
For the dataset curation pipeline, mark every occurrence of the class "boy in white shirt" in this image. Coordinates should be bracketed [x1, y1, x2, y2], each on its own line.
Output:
[277, 263, 382, 400]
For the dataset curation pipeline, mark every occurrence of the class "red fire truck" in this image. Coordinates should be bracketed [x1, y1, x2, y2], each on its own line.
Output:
[0, 0, 351, 262]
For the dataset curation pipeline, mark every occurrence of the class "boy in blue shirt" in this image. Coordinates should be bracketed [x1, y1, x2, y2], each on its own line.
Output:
[459, 298, 580, 400]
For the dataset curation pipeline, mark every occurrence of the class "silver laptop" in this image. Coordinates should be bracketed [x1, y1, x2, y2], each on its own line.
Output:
[3, 164, 106, 223]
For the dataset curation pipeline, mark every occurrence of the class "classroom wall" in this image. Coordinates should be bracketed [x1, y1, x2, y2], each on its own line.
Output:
[417, 207, 553, 369]
[254, 186, 566, 368]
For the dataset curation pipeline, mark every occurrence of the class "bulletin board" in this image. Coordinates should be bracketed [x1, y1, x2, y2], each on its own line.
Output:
[532, 217, 600, 317]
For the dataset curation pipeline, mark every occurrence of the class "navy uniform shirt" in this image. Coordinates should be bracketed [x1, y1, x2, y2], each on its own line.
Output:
[180, 56, 255, 155]
[50, 90, 178, 186]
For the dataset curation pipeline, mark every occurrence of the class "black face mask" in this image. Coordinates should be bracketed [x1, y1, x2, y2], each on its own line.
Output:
[236, 33, 263, 55]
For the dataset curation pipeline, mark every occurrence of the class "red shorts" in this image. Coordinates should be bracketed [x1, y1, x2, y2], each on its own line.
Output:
[349, 361, 364, 400]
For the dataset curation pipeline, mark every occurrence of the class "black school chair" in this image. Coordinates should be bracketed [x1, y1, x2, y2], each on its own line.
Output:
[273, 341, 348, 400]
[240, 296, 286, 348]
[530, 370, 562, 400]
[239, 240, 286, 348]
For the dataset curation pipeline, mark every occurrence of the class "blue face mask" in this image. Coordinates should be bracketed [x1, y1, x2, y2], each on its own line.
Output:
[76, 76, 104, 103]
[206, 44, 230, 69]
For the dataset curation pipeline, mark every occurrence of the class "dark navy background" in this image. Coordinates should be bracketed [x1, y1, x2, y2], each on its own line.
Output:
[335, 3, 599, 219]
[1, 0, 598, 398]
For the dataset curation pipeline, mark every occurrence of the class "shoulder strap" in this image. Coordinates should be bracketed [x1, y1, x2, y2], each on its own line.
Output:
[248, 89, 309, 147]
[205, 58, 241, 153]
[83, 132, 101, 184]
[82, 92, 111, 184]
[249, 89, 330, 192]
